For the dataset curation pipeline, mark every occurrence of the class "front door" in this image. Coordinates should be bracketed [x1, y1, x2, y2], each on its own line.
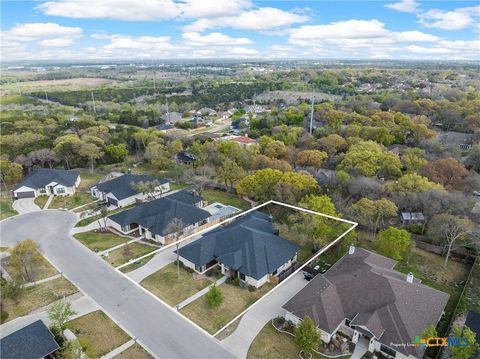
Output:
[229, 269, 238, 279]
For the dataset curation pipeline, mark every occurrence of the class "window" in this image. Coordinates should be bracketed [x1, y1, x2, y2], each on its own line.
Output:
[121, 225, 130, 232]
[380, 344, 397, 358]
[56, 187, 66, 194]
[39, 188, 46, 194]
[240, 273, 245, 280]
[272, 269, 277, 275]
[345, 318, 351, 326]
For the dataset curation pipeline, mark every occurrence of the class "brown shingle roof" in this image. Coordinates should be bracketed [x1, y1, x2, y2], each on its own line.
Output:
[282, 248, 449, 357]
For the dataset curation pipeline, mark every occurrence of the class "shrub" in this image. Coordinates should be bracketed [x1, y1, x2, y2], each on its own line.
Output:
[294, 316, 321, 355]
[206, 284, 223, 307]
[232, 278, 241, 286]
[248, 285, 256, 292]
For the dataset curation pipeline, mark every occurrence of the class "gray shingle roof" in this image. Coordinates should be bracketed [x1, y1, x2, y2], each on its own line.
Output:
[166, 190, 203, 206]
[282, 248, 449, 357]
[15, 168, 79, 190]
[109, 192, 210, 236]
[95, 173, 168, 200]
[0, 320, 59, 359]
[178, 211, 299, 280]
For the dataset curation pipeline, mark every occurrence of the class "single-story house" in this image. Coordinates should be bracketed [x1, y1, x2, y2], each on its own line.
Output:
[224, 135, 257, 147]
[108, 190, 210, 244]
[13, 168, 80, 199]
[177, 211, 299, 288]
[91, 172, 170, 207]
[282, 247, 449, 359]
[0, 320, 60, 359]
[400, 212, 425, 225]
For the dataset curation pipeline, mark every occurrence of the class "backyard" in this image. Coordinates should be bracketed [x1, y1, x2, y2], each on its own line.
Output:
[67, 310, 130, 358]
[201, 189, 250, 210]
[140, 262, 213, 306]
[74, 231, 129, 252]
[0, 198, 17, 220]
[180, 282, 275, 334]
[104, 242, 156, 268]
[78, 170, 105, 190]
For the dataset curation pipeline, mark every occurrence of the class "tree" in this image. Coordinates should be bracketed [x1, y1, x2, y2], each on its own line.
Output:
[449, 326, 478, 359]
[465, 144, 480, 172]
[401, 148, 427, 172]
[294, 316, 321, 355]
[421, 324, 437, 341]
[349, 198, 398, 239]
[0, 160, 22, 185]
[105, 144, 128, 162]
[216, 159, 245, 190]
[164, 218, 184, 279]
[99, 207, 109, 231]
[54, 135, 84, 169]
[264, 140, 287, 159]
[61, 339, 84, 359]
[420, 158, 468, 190]
[78, 142, 104, 172]
[428, 214, 474, 268]
[9, 239, 45, 282]
[206, 284, 223, 307]
[48, 300, 77, 339]
[237, 168, 283, 202]
[131, 179, 161, 199]
[317, 134, 347, 155]
[386, 173, 443, 193]
[376, 227, 411, 261]
[295, 150, 327, 169]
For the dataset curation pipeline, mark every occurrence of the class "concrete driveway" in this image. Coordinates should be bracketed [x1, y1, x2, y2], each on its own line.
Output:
[12, 198, 40, 214]
[0, 210, 234, 359]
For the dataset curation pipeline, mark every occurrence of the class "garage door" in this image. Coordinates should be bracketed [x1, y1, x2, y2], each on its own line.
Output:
[16, 191, 35, 198]
[107, 197, 118, 206]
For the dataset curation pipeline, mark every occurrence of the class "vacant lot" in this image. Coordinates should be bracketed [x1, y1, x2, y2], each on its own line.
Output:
[1, 254, 57, 281]
[201, 189, 250, 210]
[68, 310, 130, 358]
[0, 198, 17, 220]
[1, 277, 78, 323]
[78, 171, 105, 190]
[141, 263, 212, 306]
[115, 344, 154, 359]
[181, 282, 274, 334]
[19, 78, 117, 88]
[74, 231, 129, 252]
[104, 242, 155, 268]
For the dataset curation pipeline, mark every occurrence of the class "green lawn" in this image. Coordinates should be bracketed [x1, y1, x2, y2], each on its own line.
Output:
[78, 171, 105, 190]
[115, 344, 154, 359]
[201, 189, 250, 210]
[34, 195, 49, 209]
[180, 282, 275, 334]
[49, 192, 94, 209]
[141, 263, 212, 306]
[67, 310, 130, 358]
[1, 277, 78, 323]
[247, 322, 350, 359]
[74, 231, 129, 252]
[104, 242, 155, 268]
[170, 182, 188, 191]
[1, 254, 58, 282]
[0, 198, 17, 220]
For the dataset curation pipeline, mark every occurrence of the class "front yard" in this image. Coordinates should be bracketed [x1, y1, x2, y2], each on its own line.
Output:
[0, 198, 17, 220]
[74, 231, 129, 252]
[115, 344, 153, 359]
[49, 191, 94, 209]
[1, 254, 58, 282]
[0, 277, 78, 323]
[140, 262, 212, 306]
[104, 242, 156, 268]
[67, 310, 130, 358]
[180, 282, 275, 334]
[201, 189, 250, 210]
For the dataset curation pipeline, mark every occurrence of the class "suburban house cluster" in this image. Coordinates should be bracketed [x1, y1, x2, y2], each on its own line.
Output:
[282, 246, 449, 359]
[178, 211, 300, 288]
[13, 168, 80, 199]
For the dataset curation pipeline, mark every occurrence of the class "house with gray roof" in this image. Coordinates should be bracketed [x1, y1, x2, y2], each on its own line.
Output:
[107, 190, 209, 244]
[177, 211, 299, 288]
[282, 246, 449, 359]
[13, 168, 80, 199]
[0, 320, 60, 359]
[91, 172, 169, 207]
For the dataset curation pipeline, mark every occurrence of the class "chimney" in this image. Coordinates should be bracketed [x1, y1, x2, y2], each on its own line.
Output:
[268, 215, 273, 222]
[349, 245, 355, 255]
[127, 169, 132, 174]
[407, 272, 414, 284]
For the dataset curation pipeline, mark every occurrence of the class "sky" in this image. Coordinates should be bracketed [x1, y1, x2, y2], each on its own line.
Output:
[1, 0, 479, 61]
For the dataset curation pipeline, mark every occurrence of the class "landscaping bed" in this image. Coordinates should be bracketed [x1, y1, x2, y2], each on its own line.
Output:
[141, 262, 212, 306]
[67, 310, 130, 358]
[180, 282, 275, 334]
[201, 189, 250, 210]
[104, 242, 155, 268]
[74, 231, 129, 252]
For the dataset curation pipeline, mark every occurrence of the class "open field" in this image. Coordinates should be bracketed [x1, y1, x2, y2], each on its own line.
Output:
[1, 254, 57, 282]
[0, 198, 17, 220]
[141, 263, 212, 306]
[0, 277, 78, 323]
[104, 242, 155, 268]
[201, 189, 250, 210]
[17, 77, 117, 89]
[67, 310, 130, 358]
[181, 282, 275, 334]
[74, 231, 129, 252]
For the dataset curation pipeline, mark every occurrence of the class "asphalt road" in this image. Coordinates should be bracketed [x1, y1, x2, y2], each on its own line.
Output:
[0, 210, 235, 359]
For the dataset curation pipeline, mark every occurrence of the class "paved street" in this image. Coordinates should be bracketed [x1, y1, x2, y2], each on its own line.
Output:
[0, 210, 234, 359]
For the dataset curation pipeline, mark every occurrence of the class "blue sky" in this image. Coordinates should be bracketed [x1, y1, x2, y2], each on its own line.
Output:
[1, 0, 479, 61]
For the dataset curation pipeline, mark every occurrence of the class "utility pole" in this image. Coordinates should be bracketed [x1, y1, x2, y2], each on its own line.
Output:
[166, 97, 170, 122]
[153, 70, 156, 94]
[44, 90, 48, 102]
[91, 92, 96, 113]
[309, 88, 315, 136]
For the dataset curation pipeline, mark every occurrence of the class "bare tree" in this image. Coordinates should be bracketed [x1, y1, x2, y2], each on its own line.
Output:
[164, 218, 184, 279]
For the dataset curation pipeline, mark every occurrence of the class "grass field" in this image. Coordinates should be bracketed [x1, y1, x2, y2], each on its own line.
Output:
[115, 344, 153, 359]
[201, 189, 250, 210]
[49, 192, 94, 209]
[1, 254, 57, 282]
[0, 198, 17, 220]
[104, 242, 155, 268]
[181, 282, 274, 334]
[247, 322, 350, 359]
[141, 263, 212, 306]
[74, 231, 129, 252]
[1, 277, 78, 323]
[67, 310, 130, 358]
[34, 195, 49, 209]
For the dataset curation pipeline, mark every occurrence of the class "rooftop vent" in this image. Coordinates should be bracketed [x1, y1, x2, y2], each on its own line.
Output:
[407, 272, 414, 284]
[349, 245, 355, 255]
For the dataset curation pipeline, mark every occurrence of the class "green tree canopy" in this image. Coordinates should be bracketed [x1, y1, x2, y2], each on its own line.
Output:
[294, 316, 321, 355]
[376, 227, 411, 261]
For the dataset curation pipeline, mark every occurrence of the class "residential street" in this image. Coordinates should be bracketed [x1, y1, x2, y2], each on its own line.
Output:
[0, 210, 235, 359]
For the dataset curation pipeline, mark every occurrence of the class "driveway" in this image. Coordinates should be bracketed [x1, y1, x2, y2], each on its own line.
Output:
[0, 210, 234, 359]
[12, 198, 40, 214]
[221, 272, 308, 358]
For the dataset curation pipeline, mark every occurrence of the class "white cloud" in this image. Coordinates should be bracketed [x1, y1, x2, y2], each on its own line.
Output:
[393, 31, 439, 42]
[178, 0, 251, 19]
[418, 6, 480, 30]
[103, 35, 174, 50]
[384, 0, 419, 13]
[39, 37, 76, 47]
[7, 22, 82, 39]
[182, 32, 253, 46]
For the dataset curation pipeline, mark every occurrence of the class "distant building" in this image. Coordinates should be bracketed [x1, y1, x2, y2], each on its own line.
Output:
[155, 123, 175, 133]
[438, 131, 474, 151]
[400, 212, 425, 225]
[161, 112, 183, 123]
[223, 135, 257, 147]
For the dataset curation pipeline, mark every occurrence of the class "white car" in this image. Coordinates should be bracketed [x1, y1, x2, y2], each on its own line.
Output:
[473, 191, 480, 197]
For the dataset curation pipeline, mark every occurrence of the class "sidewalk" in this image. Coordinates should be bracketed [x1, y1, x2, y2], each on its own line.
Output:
[97, 237, 143, 257]
[22, 274, 62, 288]
[43, 195, 54, 209]
[176, 276, 227, 310]
[70, 220, 101, 234]
[100, 339, 135, 359]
